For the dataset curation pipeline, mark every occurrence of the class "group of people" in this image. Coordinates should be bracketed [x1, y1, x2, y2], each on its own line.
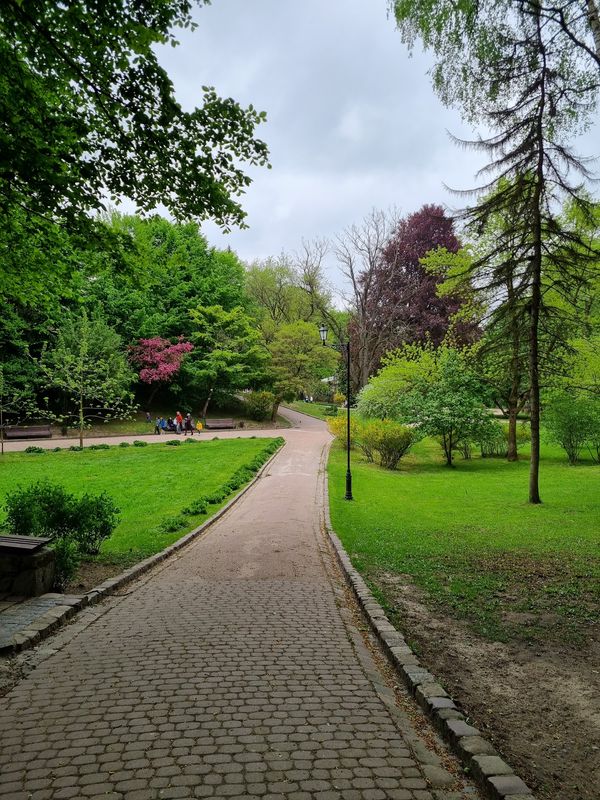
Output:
[147, 411, 200, 436]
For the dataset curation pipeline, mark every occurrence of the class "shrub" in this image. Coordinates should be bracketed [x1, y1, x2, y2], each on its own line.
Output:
[246, 390, 276, 421]
[324, 405, 338, 416]
[74, 493, 120, 555]
[205, 488, 228, 504]
[355, 421, 379, 462]
[24, 446, 45, 454]
[158, 515, 188, 533]
[5, 481, 75, 538]
[133, 439, 148, 447]
[327, 415, 359, 449]
[51, 536, 80, 591]
[165, 439, 182, 446]
[544, 393, 600, 464]
[183, 438, 199, 444]
[88, 443, 110, 450]
[182, 498, 209, 516]
[118, 441, 130, 447]
[333, 392, 345, 406]
[52, 447, 62, 452]
[69, 445, 83, 451]
[358, 419, 415, 469]
[4, 480, 119, 571]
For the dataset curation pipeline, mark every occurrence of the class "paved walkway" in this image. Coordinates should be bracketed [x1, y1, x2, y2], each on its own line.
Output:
[0, 409, 480, 799]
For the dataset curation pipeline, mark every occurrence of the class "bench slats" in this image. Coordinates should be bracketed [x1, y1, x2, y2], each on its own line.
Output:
[0, 536, 51, 553]
[204, 419, 236, 429]
[3, 426, 52, 440]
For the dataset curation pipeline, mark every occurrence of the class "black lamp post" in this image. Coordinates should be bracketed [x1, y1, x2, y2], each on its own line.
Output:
[319, 323, 353, 501]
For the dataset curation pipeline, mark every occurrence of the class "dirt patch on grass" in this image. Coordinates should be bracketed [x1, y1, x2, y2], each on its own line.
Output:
[375, 571, 600, 800]
[67, 558, 136, 593]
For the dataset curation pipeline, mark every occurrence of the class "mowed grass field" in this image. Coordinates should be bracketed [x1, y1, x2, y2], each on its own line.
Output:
[0, 438, 277, 563]
[328, 436, 600, 643]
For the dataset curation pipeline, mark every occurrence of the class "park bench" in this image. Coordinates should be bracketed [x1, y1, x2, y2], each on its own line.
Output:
[204, 419, 236, 430]
[0, 535, 51, 555]
[3, 425, 52, 440]
[0, 536, 54, 596]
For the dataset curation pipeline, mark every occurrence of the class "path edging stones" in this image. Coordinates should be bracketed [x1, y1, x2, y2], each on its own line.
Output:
[322, 479, 535, 800]
[2, 440, 285, 656]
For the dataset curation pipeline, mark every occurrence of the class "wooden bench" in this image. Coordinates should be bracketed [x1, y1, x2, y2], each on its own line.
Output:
[0, 535, 51, 554]
[204, 418, 236, 430]
[3, 425, 52, 440]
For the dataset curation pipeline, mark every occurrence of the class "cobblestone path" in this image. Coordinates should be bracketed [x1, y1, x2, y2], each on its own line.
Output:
[0, 412, 480, 799]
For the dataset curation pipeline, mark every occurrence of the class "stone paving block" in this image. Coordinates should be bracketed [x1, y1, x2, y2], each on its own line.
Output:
[488, 775, 532, 797]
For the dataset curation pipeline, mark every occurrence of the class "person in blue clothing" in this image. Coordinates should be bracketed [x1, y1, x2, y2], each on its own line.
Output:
[154, 417, 162, 435]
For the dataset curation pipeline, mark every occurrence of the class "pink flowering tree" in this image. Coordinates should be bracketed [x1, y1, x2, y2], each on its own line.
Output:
[130, 337, 193, 404]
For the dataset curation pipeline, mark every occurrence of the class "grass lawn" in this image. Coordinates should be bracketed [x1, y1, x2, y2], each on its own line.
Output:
[285, 401, 340, 420]
[0, 438, 278, 566]
[328, 436, 600, 644]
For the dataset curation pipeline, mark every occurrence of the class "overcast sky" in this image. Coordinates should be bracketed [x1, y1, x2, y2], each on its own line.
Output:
[156, 0, 598, 293]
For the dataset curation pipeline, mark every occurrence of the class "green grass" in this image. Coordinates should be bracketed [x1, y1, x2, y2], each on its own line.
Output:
[285, 401, 340, 420]
[328, 436, 600, 644]
[0, 438, 278, 564]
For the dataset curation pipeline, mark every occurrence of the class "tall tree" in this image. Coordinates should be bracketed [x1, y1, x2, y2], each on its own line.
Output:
[334, 209, 403, 391]
[40, 311, 135, 447]
[0, 1, 269, 239]
[376, 204, 477, 347]
[389, 1, 599, 503]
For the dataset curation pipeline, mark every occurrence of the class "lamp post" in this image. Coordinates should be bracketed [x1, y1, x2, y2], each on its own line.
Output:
[319, 323, 353, 501]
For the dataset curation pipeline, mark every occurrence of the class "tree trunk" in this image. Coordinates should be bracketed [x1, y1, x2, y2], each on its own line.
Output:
[528, 4, 545, 505]
[588, 0, 600, 59]
[201, 387, 214, 419]
[507, 406, 519, 462]
[79, 391, 84, 449]
[506, 276, 521, 462]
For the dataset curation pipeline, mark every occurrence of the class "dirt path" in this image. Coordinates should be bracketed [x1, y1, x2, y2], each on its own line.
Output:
[0, 410, 480, 799]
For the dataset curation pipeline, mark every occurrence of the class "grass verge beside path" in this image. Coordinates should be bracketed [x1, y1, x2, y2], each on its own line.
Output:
[0, 438, 281, 576]
[284, 401, 339, 420]
[328, 437, 600, 644]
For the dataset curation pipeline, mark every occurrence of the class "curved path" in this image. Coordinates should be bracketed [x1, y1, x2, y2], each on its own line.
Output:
[0, 409, 480, 799]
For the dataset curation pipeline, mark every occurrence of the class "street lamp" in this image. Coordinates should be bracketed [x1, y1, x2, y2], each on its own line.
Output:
[319, 324, 353, 501]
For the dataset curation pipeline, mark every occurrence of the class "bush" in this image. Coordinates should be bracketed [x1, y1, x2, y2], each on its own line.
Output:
[544, 393, 600, 464]
[69, 445, 83, 451]
[75, 493, 120, 555]
[183, 438, 199, 444]
[24, 446, 45, 454]
[182, 498, 209, 516]
[133, 440, 148, 447]
[158, 515, 188, 533]
[358, 419, 415, 469]
[355, 421, 379, 462]
[52, 446, 62, 452]
[165, 439, 182, 446]
[324, 405, 338, 416]
[246, 390, 276, 421]
[118, 441, 130, 448]
[5, 481, 75, 538]
[205, 488, 228, 504]
[3, 481, 120, 579]
[333, 392, 345, 406]
[88, 443, 110, 450]
[51, 536, 80, 591]
[327, 415, 360, 450]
